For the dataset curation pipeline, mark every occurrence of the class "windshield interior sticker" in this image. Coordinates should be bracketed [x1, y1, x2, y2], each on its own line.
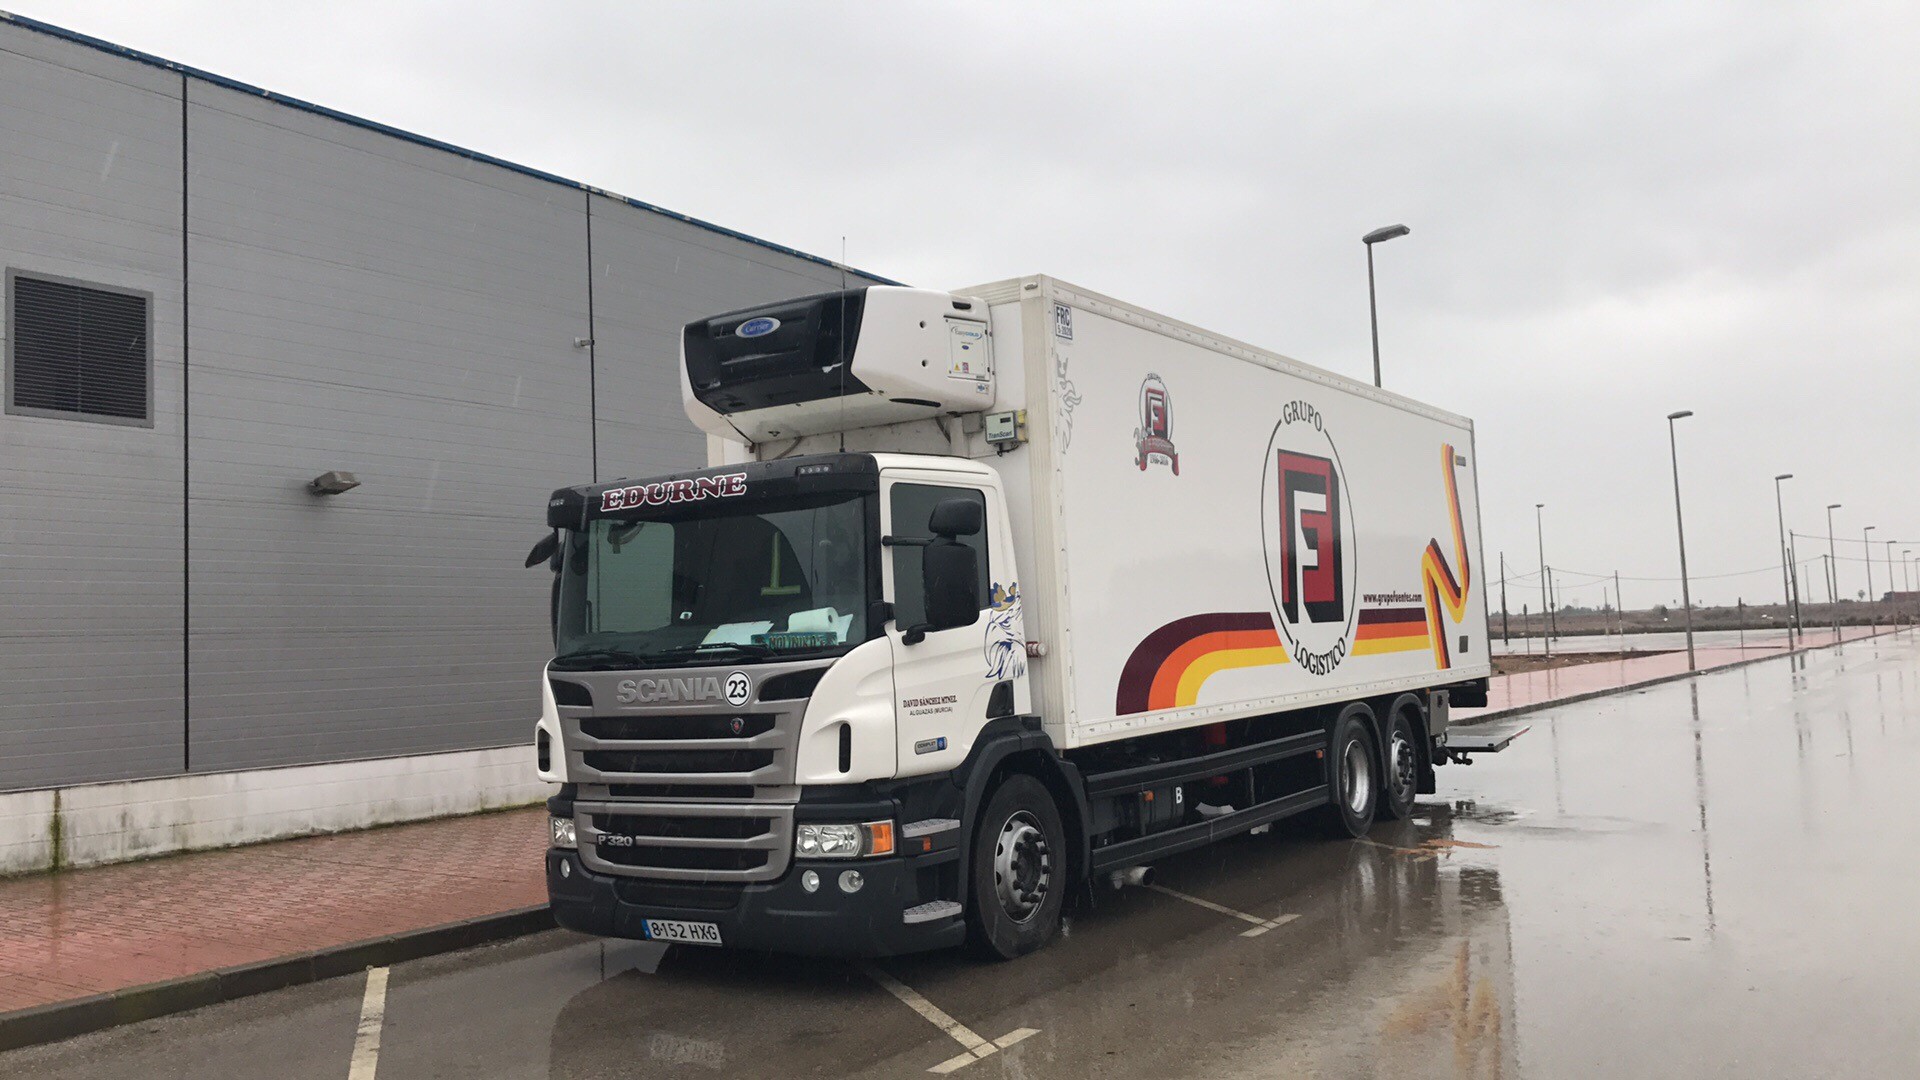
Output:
[600, 472, 747, 513]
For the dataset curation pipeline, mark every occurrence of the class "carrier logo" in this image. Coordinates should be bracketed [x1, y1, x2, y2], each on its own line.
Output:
[734, 316, 780, 338]
[1259, 400, 1359, 676]
[1133, 374, 1179, 474]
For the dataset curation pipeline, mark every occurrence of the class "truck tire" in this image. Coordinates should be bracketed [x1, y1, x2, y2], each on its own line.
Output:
[966, 773, 1066, 960]
[1379, 705, 1421, 821]
[1320, 707, 1379, 839]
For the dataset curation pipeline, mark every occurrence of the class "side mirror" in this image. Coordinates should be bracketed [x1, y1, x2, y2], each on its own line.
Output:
[526, 531, 559, 569]
[921, 540, 980, 634]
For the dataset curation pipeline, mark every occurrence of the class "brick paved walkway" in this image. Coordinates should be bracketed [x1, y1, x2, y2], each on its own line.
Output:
[0, 806, 545, 1015]
[0, 626, 1903, 1023]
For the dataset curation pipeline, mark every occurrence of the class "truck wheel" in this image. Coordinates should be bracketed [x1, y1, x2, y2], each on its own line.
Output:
[1320, 708, 1379, 839]
[1379, 707, 1421, 821]
[966, 773, 1066, 960]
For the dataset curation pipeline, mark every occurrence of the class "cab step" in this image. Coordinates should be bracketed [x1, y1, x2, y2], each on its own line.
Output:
[902, 900, 963, 925]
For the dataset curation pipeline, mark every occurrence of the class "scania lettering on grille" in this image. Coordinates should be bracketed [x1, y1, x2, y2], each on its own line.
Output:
[616, 676, 727, 704]
[600, 472, 746, 513]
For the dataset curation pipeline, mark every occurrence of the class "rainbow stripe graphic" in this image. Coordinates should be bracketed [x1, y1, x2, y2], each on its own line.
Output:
[1420, 443, 1472, 669]
[1115, 613, 1288, 715]
[1352, 606, 1430, 655]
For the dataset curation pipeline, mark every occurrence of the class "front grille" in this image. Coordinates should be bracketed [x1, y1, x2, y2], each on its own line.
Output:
[583, 749, 775, 774]
[560, 665, 828, 797]
[614, 878, 742, 912]
[594, 845, 770, 872]
[576, 799, 793, 883]
[581, 714, 776, 741]
[593, 814, 772, 840]
[609, 783, 755, 800]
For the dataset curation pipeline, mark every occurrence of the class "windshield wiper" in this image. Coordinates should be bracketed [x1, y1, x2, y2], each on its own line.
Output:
[550, 647, 647, 669]
[654, 641, 777, 659]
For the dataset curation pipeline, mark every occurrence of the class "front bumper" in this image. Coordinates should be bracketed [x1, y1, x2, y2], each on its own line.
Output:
[546, 846, 967, 957]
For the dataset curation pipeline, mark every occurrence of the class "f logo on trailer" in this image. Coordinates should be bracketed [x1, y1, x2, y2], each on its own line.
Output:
[1276, 452, 1342, 623]
[1260, 400, 1359, 676]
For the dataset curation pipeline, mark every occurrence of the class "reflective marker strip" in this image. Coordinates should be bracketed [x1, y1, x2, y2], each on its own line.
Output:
[1146, 884, 1300, 937]
[347, 966, 389, 1080]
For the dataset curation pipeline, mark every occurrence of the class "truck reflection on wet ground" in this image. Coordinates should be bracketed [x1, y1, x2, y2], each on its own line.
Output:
[545, 806, 1510, 1078]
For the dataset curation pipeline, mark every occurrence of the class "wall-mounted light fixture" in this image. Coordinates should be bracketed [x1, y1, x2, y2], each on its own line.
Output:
[573, 336, 594, 349]
[308, 470, 360, 496]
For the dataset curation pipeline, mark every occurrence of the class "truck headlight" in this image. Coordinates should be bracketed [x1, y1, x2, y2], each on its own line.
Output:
[551, 816, 577, 849]
[795, 821, 894, 859]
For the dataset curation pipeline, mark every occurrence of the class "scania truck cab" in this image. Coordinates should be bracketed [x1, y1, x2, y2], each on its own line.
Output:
[534, 278, 1500, 958]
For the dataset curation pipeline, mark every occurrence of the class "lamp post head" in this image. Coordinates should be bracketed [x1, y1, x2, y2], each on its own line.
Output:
[1667, 410, 1694, 421]
[1864, 525, 1876, 534]
[1775, 473, 1792, 481]
[1363, 224, 1411, 245]
[1828, 503, 1843, 510]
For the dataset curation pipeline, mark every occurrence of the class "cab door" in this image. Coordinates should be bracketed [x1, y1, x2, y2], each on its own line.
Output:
[882, 475, 1006, 777]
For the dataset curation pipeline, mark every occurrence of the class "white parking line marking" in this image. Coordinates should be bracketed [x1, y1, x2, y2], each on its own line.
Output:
[1147, 884, 1299, 936]
[347, 966, 389, 1080]
[859, 963, 1041, 1073]
[995, 1027, 1042, 1049]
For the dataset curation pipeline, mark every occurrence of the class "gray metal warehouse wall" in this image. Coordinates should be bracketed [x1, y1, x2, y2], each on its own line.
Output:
[0, 17, 882, 790]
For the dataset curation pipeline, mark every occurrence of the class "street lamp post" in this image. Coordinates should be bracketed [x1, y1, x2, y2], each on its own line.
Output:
[1667, 411, 1696, 671]
[1905, 550, 1914, 633]
[1907, 551, 1916, 634]
[1362, 224, 1410, 388]
[1826, 504, 1842, 641]
[1863, 526, 1876, 632]
[1535, 502, 1550, 659]
[1773, 473, 1795, 643]
[1888, 540, 1899, 629]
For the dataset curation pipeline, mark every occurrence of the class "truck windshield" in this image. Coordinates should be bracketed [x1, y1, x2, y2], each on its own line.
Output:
[553, 490, 874, 669]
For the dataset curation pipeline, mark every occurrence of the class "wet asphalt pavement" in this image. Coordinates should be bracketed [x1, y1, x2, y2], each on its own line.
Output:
[5, 634, 1917, 1079]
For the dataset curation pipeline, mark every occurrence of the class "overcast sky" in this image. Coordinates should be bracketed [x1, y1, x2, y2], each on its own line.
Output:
[23, 1, 1919, 607]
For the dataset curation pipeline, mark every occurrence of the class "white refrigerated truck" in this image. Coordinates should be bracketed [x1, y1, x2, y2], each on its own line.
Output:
[531, 276, 1502, 958]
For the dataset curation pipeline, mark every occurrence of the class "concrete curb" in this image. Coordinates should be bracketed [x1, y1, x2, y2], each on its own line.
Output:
[0, 904, 554, 1053]
[1458, 628, 1902, 727]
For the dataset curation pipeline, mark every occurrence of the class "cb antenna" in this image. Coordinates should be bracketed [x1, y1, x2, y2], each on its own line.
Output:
[838, 235, 848, 453]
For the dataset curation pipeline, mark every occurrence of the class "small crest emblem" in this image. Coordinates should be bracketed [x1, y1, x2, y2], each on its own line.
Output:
[1133, 373, 1178, 473]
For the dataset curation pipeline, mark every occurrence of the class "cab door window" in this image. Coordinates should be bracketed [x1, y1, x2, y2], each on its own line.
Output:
[889, 484, 989, 629]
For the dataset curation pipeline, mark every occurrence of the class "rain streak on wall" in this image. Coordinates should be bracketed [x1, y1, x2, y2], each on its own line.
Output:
[0, 17, 878, 789]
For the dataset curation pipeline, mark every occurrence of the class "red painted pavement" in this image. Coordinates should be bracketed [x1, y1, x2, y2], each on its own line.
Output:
[1456, 625, 1894, 719]
[0, 806, 546, 1015]
[0, 626, 1903, 1021]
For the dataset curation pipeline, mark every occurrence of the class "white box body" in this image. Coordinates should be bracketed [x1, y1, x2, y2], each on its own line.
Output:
[730, 276, 1491, 751]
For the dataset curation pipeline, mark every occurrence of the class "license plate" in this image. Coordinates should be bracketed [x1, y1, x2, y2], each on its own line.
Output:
[644, 919, 723, 946]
